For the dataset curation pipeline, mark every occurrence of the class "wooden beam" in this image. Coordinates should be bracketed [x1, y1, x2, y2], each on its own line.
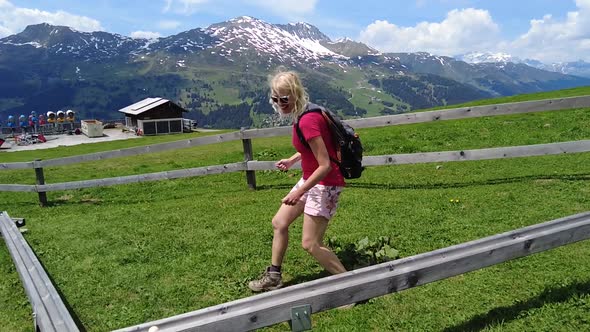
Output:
[34, 159, 48, 207]
[246, 140, 590, 171]
[242, 138, 257, 190]
[0, 162, 35, 170]
[241, 95, 590, 139]
[39, 132, 243, 168]
[362, 140, 590, 166]
[0, 184, 37, 192]
[346, 95, 590, 130]
[37, 162, 247, 192]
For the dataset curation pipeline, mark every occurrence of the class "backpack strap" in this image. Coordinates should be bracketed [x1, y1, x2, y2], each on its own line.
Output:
[295, 104, 342, 165]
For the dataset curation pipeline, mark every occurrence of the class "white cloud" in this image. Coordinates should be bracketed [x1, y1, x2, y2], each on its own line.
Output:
[246, 0, 317, 16]
[358, 1, 590, 63]
[130, 30, 161, 39]
[508, 1, 590, 62]
[0, 24, 10, 37]
[162, 0, 317, 17]
[162, 0, 210, 14]
[359, 8, 500, 57]
[158, 20, 182, 30]
[415, 0, 427, 8]
[0, 0, 102, 38]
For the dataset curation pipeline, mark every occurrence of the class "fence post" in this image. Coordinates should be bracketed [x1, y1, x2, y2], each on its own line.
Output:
[34, 159, 48, 207]
[241, 128, 257, 190]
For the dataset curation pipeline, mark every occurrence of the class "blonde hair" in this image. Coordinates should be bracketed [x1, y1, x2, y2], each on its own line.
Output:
[269, 68, 309, 119]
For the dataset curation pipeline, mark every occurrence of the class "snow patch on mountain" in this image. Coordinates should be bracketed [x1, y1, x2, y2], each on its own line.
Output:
[206, 16, 346, 65]
[457, 52, 517, 64]
[456, 51, 590, 77]
[1, 41, 42, 48]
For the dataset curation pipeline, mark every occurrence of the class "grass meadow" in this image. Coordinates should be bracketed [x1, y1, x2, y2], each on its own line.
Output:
[1, 88, 590, 331]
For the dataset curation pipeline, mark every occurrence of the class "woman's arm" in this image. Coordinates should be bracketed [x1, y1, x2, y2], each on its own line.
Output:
[281, 136, 331, 205]
[276, 152, 301, 171]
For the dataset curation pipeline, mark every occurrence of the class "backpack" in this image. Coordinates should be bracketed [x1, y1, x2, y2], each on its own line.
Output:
[295, 103, 365, 179]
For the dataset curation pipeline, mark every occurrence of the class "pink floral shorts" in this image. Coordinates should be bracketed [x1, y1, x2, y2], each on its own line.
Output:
[290, 178, 343, 220]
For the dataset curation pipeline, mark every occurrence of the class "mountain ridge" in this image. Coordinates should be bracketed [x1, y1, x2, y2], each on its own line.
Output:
[456, 51, 590, 78]
[1, 19, 589, 128]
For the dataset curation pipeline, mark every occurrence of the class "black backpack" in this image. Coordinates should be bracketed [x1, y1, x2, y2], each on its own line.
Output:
[295, 103, 364, 179]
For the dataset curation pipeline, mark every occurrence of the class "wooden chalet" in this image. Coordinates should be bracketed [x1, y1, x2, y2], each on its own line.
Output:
[118, 97, 187, 135]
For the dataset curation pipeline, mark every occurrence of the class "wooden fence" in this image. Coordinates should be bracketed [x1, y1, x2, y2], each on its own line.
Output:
[1, 140, 590, 195]
[2, 95, 590, 206]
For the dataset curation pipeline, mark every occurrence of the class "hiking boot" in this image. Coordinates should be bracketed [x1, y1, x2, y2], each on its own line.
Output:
[248, 267, 283, 292]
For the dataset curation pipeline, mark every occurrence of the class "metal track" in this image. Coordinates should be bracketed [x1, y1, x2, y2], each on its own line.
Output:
[0, 212, 79, 332]
[114, 212, 590, 332]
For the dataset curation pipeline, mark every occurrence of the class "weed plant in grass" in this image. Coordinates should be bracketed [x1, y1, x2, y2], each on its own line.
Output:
[1, 91, 590, 331]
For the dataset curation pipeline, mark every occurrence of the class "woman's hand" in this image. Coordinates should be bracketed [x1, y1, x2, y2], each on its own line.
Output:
[275, 158, 293, 171]
[282, 190, 303, 205]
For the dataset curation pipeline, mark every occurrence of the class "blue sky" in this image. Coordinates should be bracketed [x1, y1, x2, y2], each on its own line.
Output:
[1, 0, 588, 63]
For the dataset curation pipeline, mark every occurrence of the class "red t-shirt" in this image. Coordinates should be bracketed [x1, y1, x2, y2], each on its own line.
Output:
[292, 112, 345, 186]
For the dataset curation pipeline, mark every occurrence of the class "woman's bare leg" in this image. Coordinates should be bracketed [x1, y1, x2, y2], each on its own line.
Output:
[301, 214, 346, 274]
[271, 201, 305, 266]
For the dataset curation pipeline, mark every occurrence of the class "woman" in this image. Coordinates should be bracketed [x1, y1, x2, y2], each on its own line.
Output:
[248, 70, 347, 292]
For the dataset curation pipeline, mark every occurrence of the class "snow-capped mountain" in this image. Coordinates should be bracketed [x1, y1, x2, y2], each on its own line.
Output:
[144, 27, 216, 54]
[456, 52, 590, 78]
[322, 37, 381, 57]
[537, 60, 590, 78]
[390, 51, 590, 96]
[0, 23, 146, 60]
[0, 17, 353, 65]
[203, 16, 345, 65]
[456, 52, 518, 64]
[456, 51, 541, 67]
[275, 21, 331, 42]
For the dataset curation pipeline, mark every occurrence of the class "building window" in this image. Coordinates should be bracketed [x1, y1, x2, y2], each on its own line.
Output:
[143, 122, 156, 135]
[170, 120, 182, 133]
[156, 121, 169, 134]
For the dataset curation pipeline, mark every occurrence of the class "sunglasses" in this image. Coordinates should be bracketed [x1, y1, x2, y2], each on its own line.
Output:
[271, 95, 290, 104]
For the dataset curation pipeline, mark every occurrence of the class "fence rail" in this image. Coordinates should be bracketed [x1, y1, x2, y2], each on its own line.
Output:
[2, 140, 589, 194]
[0, 211, 79, 332]
[38, 162, 247, 192]
[113, 211, 590, 332]
[341, 95, 590, 130]
[2, 95, 589, 171]
[361, 139, 590, 166]
[0, 161, 35, 170]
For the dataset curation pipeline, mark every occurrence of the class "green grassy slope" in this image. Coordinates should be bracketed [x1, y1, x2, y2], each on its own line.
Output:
[1, 89, 590, 331]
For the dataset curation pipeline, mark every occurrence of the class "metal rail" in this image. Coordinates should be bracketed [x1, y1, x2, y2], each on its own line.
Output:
[0, 211, 79, 332]
[114, 212, 590, 332]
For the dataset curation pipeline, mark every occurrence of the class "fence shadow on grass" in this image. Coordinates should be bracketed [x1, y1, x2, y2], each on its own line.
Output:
[444, 279, 590, 332]
[347, 172, 590, 191]
[283, 248, 379, 287]
[283, 270, 332, 287]
[258, 173, 590, 193]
